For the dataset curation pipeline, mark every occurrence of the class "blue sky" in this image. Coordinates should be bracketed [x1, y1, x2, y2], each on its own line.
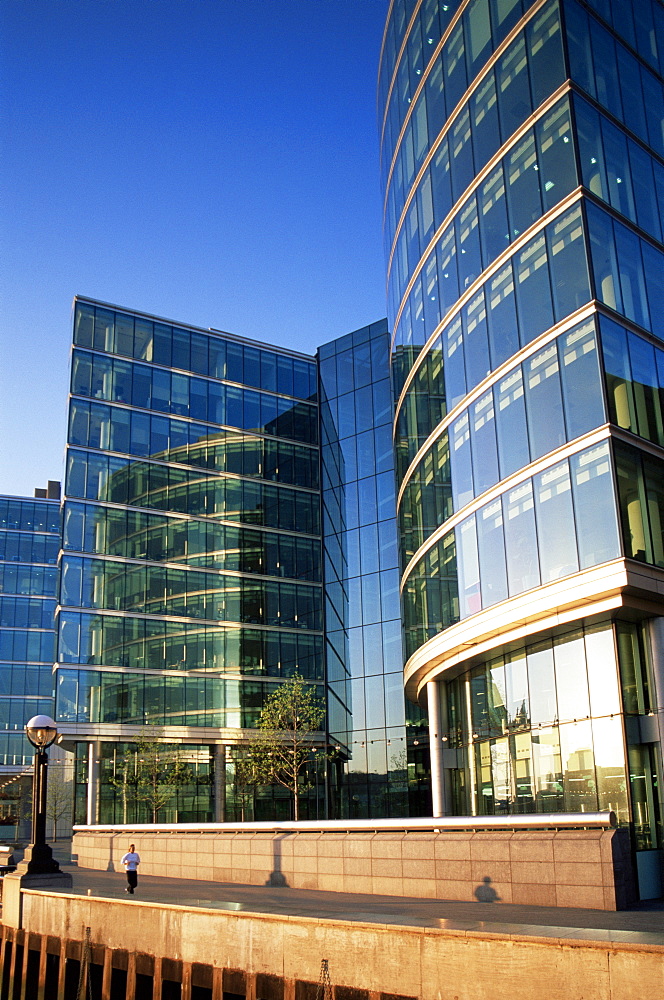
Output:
[0, 0, 389, 497]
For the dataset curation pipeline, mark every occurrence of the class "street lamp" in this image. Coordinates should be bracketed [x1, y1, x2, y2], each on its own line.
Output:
[21, 715, 62, 875]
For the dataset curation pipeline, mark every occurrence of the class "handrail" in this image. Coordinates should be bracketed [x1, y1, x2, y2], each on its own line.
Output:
[73, 812, 616, 835]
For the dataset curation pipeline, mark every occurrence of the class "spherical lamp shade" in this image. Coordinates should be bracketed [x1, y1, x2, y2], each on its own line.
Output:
[25, 715, 58, 750]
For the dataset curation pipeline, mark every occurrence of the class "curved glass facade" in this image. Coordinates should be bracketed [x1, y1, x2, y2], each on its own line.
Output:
[379, 0, 664, 871]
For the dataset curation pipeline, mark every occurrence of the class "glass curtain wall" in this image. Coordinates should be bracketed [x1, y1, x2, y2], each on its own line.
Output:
[377, 0, 664, 861]
[0, 495, 59, 768]
[319, 321, 430, 817]
[56, 299, 324, 823]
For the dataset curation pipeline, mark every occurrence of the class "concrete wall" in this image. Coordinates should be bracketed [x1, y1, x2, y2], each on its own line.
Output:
[73, 826, 636, 910]
[2, 887, 662, 1000]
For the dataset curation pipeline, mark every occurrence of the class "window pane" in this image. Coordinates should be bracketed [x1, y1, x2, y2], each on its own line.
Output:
[642, 242, 664, 342]
[526, 0, 565, 108]
[515, 234, 554, 345]
[585, 623, 621, 718]
[497, 35, 531, 140]
[506, 130, 541, 238]
[547, 205, 590, 321]
[574, 97, 606, 199]
[571, 442, 620, 568]
[456, 515, 481, 618]
[615, 444, 652, 562]
[559, 319, 605, 439]
[559, 720, 597, 812]
[471, 72, 499, 169]
[443, 315, 466, 410]
[592, 715, 628, 824]
[450, 106, 475, 202]
[479, 166, 509, 267]
[601, 119, 636, 223]
[477, 498, 508, 607]
[536, 98, 577, 212]
[462, 290, 490, 389]
[503, 479, 539, 595]
[470, 389, 498, 495]
[456, 197, 482, 292]
[628, 333, 662, 445]
[494, 366, 529, 478]
[629, 142, 661, 242]
[534, 459, 578, 583]
[450, 411, 473, 510]
[590, 20, 621, 119]
[487, 263, 519, 369]
[527, 643, 557, 726]
[614, 224, 650, 332]
[524, 341, 565, 460]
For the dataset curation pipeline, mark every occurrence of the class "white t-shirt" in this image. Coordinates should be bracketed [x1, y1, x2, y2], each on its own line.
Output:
[121, 851, 140, 871]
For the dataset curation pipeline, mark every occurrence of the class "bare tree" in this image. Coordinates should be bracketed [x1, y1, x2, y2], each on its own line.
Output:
[46, 764, 73, 842]
[109, 729, 192, 823]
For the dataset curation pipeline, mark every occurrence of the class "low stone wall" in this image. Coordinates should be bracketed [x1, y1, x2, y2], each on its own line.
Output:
[73, 825, 636, 910]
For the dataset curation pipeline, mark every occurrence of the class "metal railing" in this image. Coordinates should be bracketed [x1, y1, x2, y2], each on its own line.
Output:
[73, 811, 616, 835]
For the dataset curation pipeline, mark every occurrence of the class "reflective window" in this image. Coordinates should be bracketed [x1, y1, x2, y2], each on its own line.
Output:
[534, 460, 578, 583]
[559, 320, 605, 440]
[495, 367, 529, 479]
[515, 234, 553, 346]
[503, 480, 539, 596]
[486, 262, 519, 370]
[476, 498, 508, 607]
[570, 441, 620, 569]
[450, 412, 473, 510]
[524, 342, 565, 460]
[470, 390, 498, 496]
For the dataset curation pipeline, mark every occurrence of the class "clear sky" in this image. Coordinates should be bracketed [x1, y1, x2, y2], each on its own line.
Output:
[0, 0, 389, 497]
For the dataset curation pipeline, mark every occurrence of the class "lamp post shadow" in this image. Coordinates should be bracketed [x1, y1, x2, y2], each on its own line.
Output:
[265, 833, 290, 888]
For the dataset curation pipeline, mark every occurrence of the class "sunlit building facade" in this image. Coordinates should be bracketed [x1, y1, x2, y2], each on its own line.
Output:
[378, 0, 664, 894]
[56, 298, 324, 823]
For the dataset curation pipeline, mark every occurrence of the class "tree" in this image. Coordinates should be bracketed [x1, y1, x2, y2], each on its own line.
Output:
[244, 673, 325, 821]
[108, 744, 140, 824]
[231, 747, 261, 822]
[110, 728, 192, 823]
[135, 732, 192, 823]
[45, 764, 73, 841]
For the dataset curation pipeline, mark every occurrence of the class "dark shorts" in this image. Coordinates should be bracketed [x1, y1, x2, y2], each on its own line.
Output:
[127, 870, 138, 889]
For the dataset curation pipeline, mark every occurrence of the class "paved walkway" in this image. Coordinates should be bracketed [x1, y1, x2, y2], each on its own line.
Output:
[45, 863, 664, 950]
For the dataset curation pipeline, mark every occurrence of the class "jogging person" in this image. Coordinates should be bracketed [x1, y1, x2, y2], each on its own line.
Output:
[121, 843, 140, 894]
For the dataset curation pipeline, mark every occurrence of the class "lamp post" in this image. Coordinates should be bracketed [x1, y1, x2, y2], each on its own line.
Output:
[21, 715, 62, 874]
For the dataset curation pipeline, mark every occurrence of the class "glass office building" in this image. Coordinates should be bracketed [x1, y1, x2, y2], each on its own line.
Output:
[0, 489, 59, 771]
[56, 298, 324, 823]
[55, 302, 430, 825]
[378, 0, 664, 894]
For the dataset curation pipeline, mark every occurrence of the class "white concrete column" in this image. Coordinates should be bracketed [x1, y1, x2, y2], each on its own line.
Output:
[213, 744, 226, 823]
[427, 680, 445, 817]
[86, 741, 101, 826]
